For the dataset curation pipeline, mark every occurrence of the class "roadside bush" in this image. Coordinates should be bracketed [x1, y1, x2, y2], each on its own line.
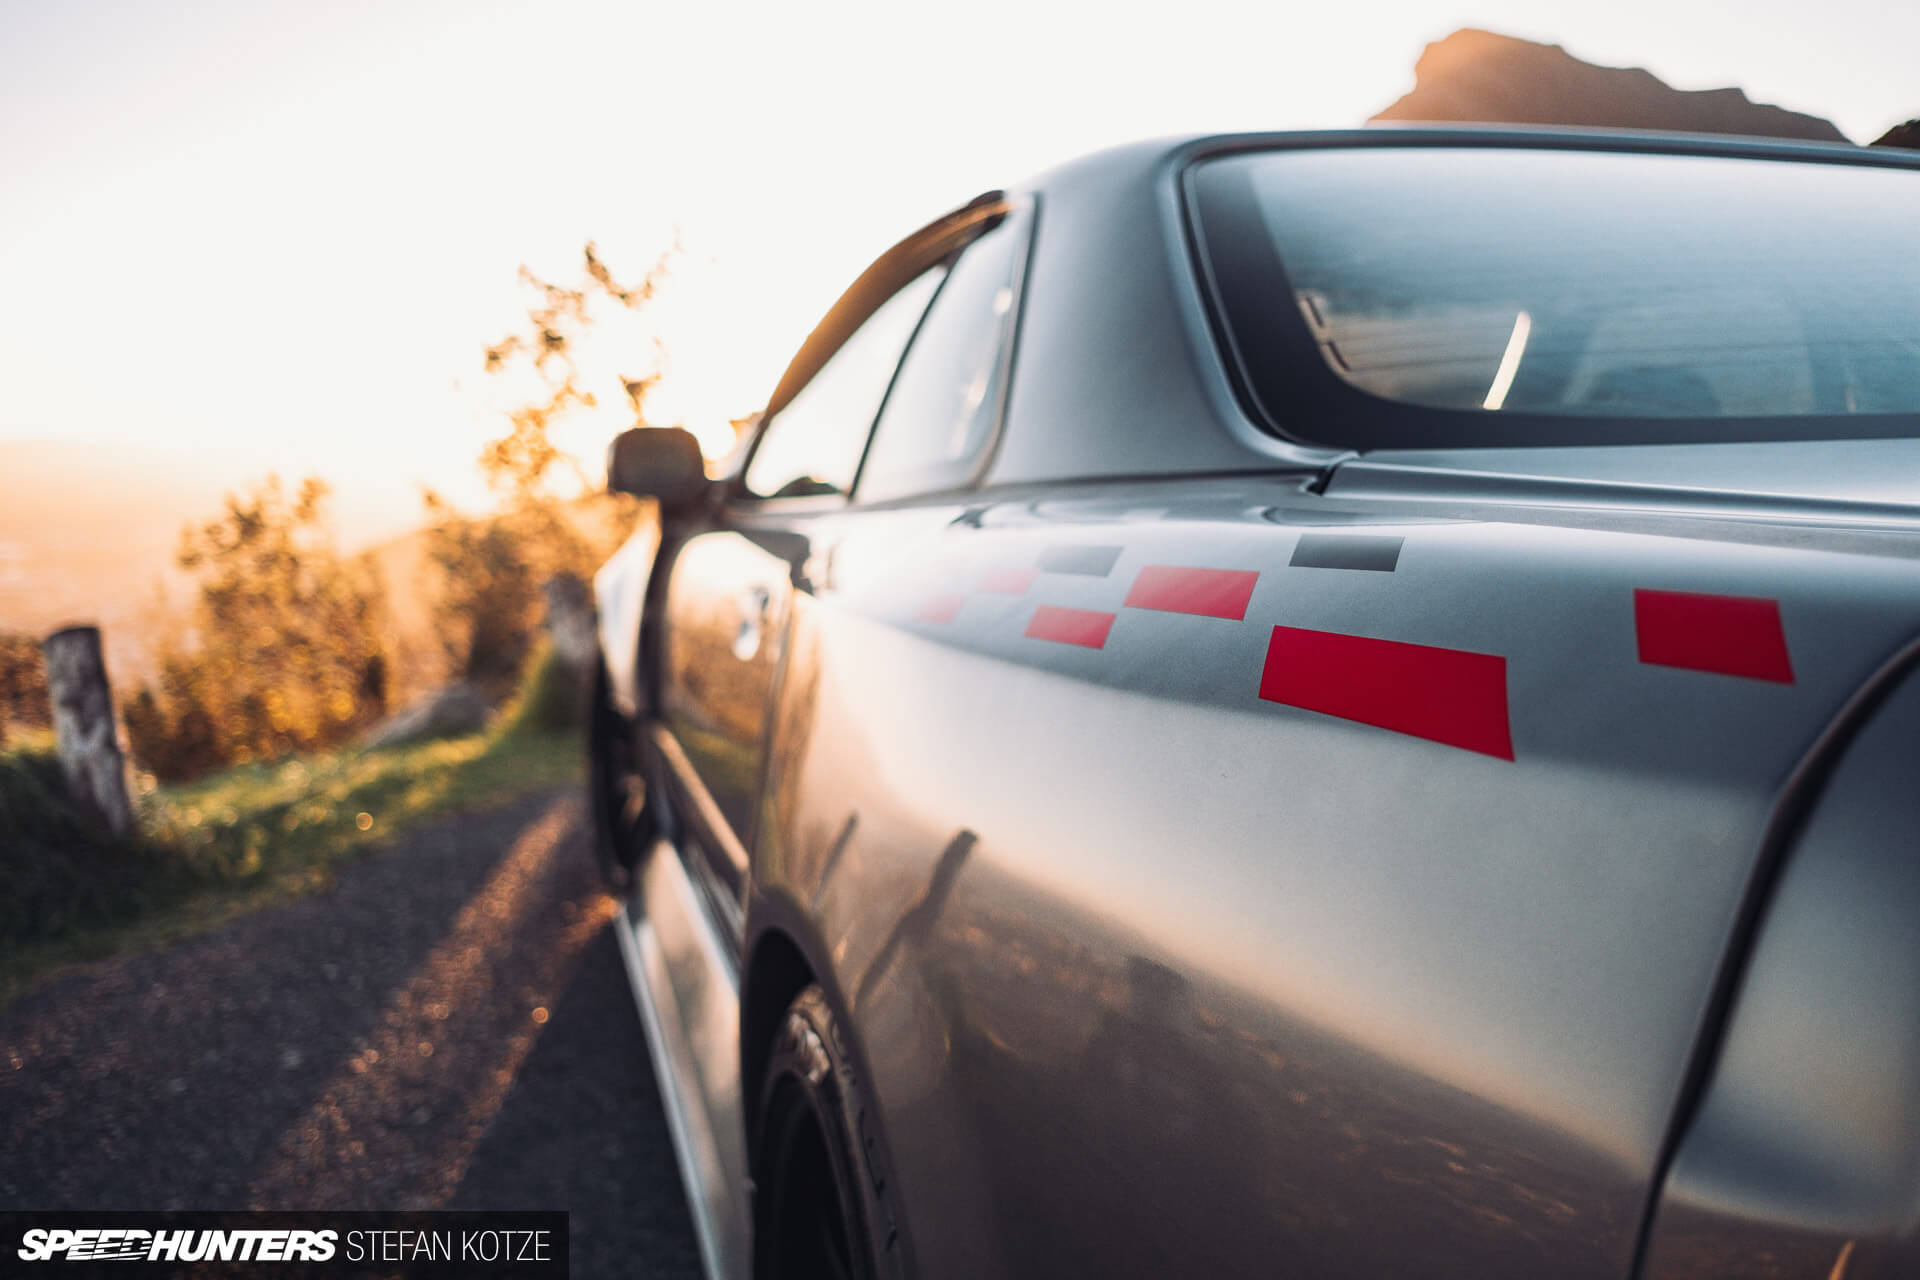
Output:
[421, 496, 546, 694]
[0, 743, 187, 946]
[421, 494, 629, 700]
[497, 640, 587, 737]
[123, 476, 392, 782]
[0, 633, 53, 744]
[122, 659, 225, 783]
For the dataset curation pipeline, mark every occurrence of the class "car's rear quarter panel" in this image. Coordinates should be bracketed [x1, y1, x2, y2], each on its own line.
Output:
[1643, 657, 1920, 1280]
[747, 478, 1920, 1279]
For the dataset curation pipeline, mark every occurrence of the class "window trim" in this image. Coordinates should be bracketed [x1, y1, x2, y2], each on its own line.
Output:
[1178, 131, 1920, 452]
[728, 192, 1015, 509]
[847, 197, 1037, 505]
[737, 264, 950, 506]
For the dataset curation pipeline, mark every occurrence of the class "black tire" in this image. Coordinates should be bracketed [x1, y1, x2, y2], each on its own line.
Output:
[753, 986, 903, 1280]
[588, 661, 650, 889]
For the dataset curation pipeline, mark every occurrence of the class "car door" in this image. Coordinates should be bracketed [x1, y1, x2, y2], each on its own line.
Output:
[655, 259, 951, 928]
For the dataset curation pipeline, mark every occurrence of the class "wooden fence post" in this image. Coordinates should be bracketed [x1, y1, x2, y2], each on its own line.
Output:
[542, 573, 596, 676]
[41, 625, 134, 837]
[541, 573, 597, 728]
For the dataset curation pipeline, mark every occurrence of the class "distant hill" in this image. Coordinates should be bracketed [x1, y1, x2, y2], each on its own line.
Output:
[0, 438, 431, 683]
[1875, 119, 1920, 149]
[1374, 29, 1851, 143]
[0, 440, 223, 674]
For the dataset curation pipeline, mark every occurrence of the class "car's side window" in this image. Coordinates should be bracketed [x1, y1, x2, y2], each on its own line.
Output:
[855, 208, 1031, 504]
[743, 267, 947, 500]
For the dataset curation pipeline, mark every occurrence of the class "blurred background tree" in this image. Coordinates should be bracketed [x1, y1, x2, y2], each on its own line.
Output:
[423, 239, 673, 693]
[419, 492, 543, 693]
[106, 240, 681, 781]
[123, 477, 390, 781]
[0, 633, 53, 746]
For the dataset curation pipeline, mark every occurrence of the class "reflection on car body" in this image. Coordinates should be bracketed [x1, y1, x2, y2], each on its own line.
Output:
[589, 128, 1920, 1280]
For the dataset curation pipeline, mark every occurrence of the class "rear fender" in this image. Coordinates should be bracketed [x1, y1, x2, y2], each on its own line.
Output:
[1641, 633, 1920, 1278]
[742, 889, 928, 1278]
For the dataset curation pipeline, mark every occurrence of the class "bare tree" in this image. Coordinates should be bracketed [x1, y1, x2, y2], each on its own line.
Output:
[422, 239, 676, 690]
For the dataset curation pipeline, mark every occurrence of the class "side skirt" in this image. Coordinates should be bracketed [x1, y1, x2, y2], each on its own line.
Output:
[615, 836, 752, 1280]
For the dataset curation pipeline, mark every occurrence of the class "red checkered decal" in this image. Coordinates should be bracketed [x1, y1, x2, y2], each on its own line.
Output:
[1259, 626, 1514, 761]
[1026, 605, 1116, 649]
[1124, 565, 1259, 620]
[1635, 589, 1794, 683]
[899, 536, 1801, 763]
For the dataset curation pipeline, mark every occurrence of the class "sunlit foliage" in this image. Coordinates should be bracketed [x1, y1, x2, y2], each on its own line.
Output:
[477, 239, 676, 501]
[123, 476, 391, 780]
[110, 241, 675, 780]
[424, 240, 672, 689]
[0, 634, 52, 744]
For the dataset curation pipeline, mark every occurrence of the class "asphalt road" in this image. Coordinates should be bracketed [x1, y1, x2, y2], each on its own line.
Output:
[0, 788, 703, 1279]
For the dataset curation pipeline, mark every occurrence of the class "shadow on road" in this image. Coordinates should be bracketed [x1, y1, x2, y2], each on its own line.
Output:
[0, 787, 701, 1280]
[452, 926, 700, 1278]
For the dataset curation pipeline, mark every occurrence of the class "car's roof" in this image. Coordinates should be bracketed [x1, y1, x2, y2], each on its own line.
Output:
[1015, 123, 1920, 195]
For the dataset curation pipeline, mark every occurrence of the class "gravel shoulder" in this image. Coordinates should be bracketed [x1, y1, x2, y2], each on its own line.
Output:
[0, 787, 702, 1279]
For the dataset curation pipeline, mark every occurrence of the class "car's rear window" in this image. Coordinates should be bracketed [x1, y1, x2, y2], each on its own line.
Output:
[1189, 145, 1920, 449]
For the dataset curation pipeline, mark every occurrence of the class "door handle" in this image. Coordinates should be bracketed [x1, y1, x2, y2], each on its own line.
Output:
[732, 585, 773, 661]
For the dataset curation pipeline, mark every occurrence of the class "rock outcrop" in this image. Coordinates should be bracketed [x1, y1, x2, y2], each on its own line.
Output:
[362, 684, 493, 750]
[1872, 119, 1920, 150]
[1374, 30, 1850, 144]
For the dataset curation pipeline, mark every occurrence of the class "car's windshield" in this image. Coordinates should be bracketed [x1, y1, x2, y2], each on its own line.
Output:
[1191, 145, 1920, 448]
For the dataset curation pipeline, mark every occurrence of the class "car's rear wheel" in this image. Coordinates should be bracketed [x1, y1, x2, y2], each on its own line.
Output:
[753, 986, 900, 1280]
[588, 661, 650, 888]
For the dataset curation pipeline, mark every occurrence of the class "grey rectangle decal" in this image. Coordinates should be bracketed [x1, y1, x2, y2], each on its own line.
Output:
[1038, 544, 1122, 576]
[1290, 534, 1402, 572]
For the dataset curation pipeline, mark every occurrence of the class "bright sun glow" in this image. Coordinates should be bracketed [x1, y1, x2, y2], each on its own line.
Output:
[3, 0, 1916, 543]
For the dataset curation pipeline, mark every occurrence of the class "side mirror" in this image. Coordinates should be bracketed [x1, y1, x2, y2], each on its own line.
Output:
[608, 427, 708, 509]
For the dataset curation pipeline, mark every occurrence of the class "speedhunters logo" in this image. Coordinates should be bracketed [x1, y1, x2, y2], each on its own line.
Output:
[2, 1213, 567, 1276]
[18, 1229, 337, 1262]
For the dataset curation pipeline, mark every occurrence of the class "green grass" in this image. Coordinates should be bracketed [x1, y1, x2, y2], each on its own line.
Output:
[0, 655, 588, 1007]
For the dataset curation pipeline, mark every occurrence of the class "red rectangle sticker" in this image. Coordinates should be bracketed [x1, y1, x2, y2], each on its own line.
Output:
[1259, 626, 1514, 760]
[915, 594, 966, 624]
[1124, 565, 1259, 620]
[1635, 589, 1793, 683]
[1026, 605, 1116, 649]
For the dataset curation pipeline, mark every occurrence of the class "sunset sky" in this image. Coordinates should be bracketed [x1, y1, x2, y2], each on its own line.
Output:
[4, 0, 1917, 544]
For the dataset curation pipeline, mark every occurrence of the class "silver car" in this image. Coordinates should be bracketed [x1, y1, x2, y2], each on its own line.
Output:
[589, 128, 1920, 1280]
